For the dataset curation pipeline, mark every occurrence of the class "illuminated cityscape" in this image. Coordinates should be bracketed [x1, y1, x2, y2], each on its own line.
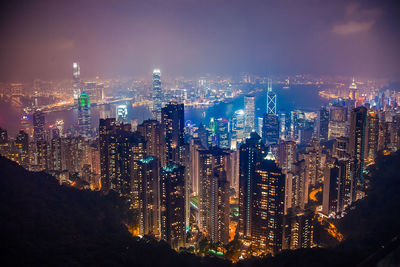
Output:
[0, 0, 400, 266]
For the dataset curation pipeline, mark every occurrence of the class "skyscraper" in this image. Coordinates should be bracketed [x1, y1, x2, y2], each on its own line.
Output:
[319, 107, 329, 142]
[136, 156, 160, 237]
[266, 79, 277, 115]
[137, 119, 165, 166]
[238, 132, 267, 238]
[152, 69, 163, 121]
[33, 110, 45, 142]
[349, 78, 357, 102]
[197, 147, 230, 243]
[78, 92, 91, 138]
[328, 104, 348, 140]
[262, 113, 279, 145]
[216, 118, 230, 149]
[73, 62, 81, 100]
[161, 102, 185, 165]
[244, 95, 255, 137]
[349, 106, 367, 182]
[160, 163, 186, 249]
[99, 118, 116, 193]
[253, 151, 285, 255]
[15, 130, 29, 168]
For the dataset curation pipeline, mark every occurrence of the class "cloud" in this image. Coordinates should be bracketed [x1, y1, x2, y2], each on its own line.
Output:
[332, 20, 375, 35]
[332, 2, 382, 35]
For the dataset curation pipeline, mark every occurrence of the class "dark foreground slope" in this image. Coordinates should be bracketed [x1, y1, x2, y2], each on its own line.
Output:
[1, 151, 400, 267]
[0, 156, 228, 267]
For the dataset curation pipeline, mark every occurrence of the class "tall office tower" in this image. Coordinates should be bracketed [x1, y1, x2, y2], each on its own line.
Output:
[284, 210, 314, 250]
[216, 118, 230, 149]
[196, 123, 209, 149]
[349, 106, 368, 182]
[319, 107, 329, 142]
[161, 102, 185, 165]
[232, 109, 245, 147]
[136, 156, 160, 237]
[257, 117, 263, 137]
[73, 62, 81, 100]
[349, 78, 357, 102]
[291, 159, 310, 210]
[238, 132, 267, 238]
[113, 128, 145, 209]
[333, 137, 350, 159]
[290, 110, 305, 141]
[160, 163, 186, 249]
[365, 111, 379, 163]
[278, 113, 287, 139]
[190, 138, 204, 195]
[50, 137, 62, 171]
[15, 130, 29, 168]
[277, 141, 297, 175]
[0, 128, 9, 157]
[328, 104, 348, 140]
[208, 117, 217, 147]
[197, 147, 230, 243]
[210, 169, 230, 244]
[152, 69, 163, 121]
[78, 92, 91, 138]
[244, 95, 255, 137]
[137, 119, 165, 166]
[262, 113, 279, 145]
[252, 151, 285, 255]
[33, 110, 45, 142]
[266, 79, 277, 115]
[99, 118, 116, 192]
[322, 157, 355, 216]
[36, 140, 48, 171]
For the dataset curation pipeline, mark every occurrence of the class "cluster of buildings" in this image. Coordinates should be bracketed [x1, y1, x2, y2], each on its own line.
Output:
[1, 68, 399, 259]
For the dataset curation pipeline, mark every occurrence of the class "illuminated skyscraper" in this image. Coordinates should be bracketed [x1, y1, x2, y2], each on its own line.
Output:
[319, 107, 329, 142]
[73, 62, 81, 100]
[349, 78, 357, 101]
[33, 110, 45, 142]
[232, 109, 245, 147]
[15, 130, 29, 168]
[349, 106, 367, 182]
[216, 118, 230, 149]
[137, 119, 165, 166]
[136, 156, 160, 238]
[197, 147, 230, 243]
[244, 95, 255, 137]
[161, 102, 185, 165]
[152, 69, 163, 121]
[365, 111, 379, 163]
[238, 132, 267, 238]
[253, 151, 285, 255]
[262, 113, 279, 145]
[160, 163, 186, 249]
[328, 104, 348, 140]
[78, 92, 91, 138]
[266, 79, 277, 115]
[116, 104, 128, 123]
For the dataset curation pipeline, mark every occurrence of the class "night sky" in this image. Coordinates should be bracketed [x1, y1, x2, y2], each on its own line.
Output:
[0, 0, 399, 81]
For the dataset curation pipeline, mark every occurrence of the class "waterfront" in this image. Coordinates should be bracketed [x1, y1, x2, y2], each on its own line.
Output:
[0, 84, 327, 136]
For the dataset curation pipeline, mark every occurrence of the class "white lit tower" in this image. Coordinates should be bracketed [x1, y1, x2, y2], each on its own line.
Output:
[73, 62, 81, 101]
[266, 79, 276, 115]
[263, 79, 279, 144]
[152, 69, 163, 121]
